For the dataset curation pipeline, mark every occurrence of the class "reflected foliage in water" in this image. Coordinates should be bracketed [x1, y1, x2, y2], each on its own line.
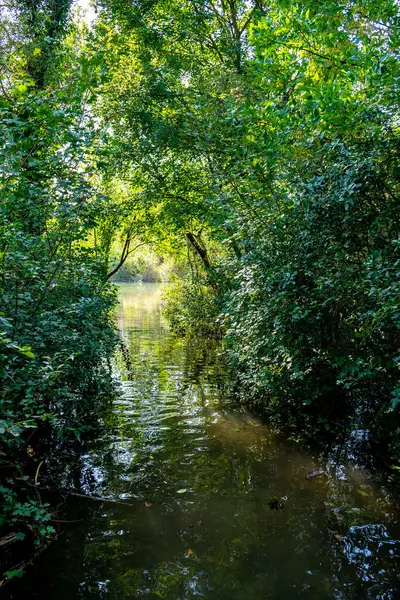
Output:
[6, 284, 399, 600]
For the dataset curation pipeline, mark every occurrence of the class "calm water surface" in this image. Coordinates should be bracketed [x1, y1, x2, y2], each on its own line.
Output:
[7, 283, 400, 599]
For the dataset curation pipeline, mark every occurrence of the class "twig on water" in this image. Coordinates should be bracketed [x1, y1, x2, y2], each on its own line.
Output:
[68, 492, 139, 506]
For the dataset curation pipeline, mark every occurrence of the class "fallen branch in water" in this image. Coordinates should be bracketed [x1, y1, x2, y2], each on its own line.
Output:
[49, 518, 84, 523]
[0, 533, 17, 548]
[68, 492, 139, 506]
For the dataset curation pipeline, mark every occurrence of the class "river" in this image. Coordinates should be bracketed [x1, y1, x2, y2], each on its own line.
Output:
[7, 283, 400, 599]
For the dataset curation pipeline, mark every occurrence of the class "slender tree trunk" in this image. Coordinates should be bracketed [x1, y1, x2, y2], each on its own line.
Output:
[186, 232, 212, 270]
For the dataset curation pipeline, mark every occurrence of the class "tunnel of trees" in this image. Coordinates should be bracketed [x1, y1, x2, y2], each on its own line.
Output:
[0, 0, 399, 582]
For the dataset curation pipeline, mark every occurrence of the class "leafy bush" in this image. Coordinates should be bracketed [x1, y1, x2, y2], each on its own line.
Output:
[162, 275, 221, 338]
[0, 2, 118, 578]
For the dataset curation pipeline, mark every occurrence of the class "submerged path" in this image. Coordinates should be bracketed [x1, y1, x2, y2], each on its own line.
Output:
[8, 284, 400, 599]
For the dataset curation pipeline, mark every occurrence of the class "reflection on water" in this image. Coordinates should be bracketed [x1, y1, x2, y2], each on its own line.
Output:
[7, 283, 400, 599]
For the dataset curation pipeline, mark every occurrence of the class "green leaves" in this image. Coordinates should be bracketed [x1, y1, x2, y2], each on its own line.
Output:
[4, 569, 24, 580]
[0, 2, 119, 579]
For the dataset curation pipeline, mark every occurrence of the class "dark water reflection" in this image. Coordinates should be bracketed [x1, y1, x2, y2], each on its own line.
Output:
[7, 284, 400, 599]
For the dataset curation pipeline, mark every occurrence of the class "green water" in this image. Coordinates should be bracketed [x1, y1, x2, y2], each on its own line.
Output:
[7, 283, 399, 599]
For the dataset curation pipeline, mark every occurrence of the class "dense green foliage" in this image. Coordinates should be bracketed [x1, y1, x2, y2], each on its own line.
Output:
[0, 1, 116, 577]
[91, 0, 399, 450]
[1, 0, 399, 581]
[163, 274, 221, 337]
